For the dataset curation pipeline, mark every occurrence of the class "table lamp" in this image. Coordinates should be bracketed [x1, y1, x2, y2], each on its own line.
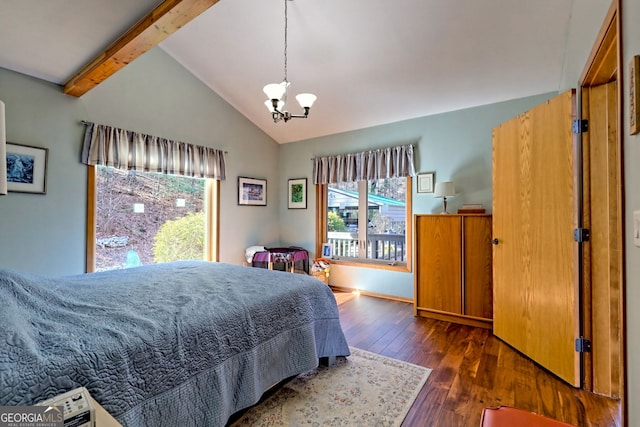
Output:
[434, 181, 455, 214]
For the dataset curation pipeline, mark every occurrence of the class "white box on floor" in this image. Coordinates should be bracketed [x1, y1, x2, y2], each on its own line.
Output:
[40, 387, 95, 427]
[38, 387, 122, 427]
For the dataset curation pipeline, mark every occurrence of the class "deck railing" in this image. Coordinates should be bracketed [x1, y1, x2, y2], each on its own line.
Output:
[327, 232, 406, 262]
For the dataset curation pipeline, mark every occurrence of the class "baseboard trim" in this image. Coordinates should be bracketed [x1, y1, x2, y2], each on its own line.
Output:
[415, 307, 493, 329]
[329, 285, 413, 304]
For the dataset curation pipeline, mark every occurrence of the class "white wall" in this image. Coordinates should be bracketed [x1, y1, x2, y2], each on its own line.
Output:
[560, 0, 613, 90]
[622, 0, 640, 423]
[0, 72, 88, 274]
[0, 48, 281, 274]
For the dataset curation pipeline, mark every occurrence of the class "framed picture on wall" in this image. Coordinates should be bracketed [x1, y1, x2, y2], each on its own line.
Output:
[288, 178, 307, 209]
[6, 142, 48, 194]
[238, 176, 267, 206]
[416, 172, 435, 193]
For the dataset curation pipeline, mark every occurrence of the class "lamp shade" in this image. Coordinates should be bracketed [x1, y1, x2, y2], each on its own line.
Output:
[295, 93, 317, 108]
[263, 83, 287, 100]
[434, 181, 455, 198]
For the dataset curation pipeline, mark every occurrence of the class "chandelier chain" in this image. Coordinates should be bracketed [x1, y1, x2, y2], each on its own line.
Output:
[283, 0, 288, 82]
[263, 0, 315, 123]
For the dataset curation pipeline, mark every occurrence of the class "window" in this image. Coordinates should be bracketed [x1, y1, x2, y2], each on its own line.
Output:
[81, 122, 225, 272]
[319, 177, 412, 271]
[87, 166, 219, 272]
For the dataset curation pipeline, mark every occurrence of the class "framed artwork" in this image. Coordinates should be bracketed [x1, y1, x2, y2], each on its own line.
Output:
[6, 142, 48, 194]
[321, 243, 332, 258]
[416, 172, 435, 193]
[288, 178, 307, 209]
[630, 55, 640, 135]
[238, 176, 267, 206]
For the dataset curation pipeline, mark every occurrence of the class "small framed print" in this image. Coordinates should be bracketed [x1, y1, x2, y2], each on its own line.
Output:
[630, 55, 640, 135]
[288, 178, 307, 209]
[321, 243, 332, 258]
[416, 172, 435, 193]
[238, 176, 267, 206]
[6, 142, 48, 194]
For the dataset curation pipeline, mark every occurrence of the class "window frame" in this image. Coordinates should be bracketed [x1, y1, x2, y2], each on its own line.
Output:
[85, 165, 220, 273]
[315, 178, 412, 273]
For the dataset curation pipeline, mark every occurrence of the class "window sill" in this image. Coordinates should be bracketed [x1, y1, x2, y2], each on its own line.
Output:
[327, 257, 411, 273]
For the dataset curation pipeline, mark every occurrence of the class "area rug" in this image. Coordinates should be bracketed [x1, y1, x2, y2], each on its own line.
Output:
[230, 347, 432, 427]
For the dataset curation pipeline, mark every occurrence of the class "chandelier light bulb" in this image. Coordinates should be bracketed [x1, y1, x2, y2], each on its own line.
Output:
[264, 99, 285, 113]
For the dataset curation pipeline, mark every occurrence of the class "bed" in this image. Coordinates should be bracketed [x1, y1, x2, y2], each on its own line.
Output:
[0, 260, 350, 426]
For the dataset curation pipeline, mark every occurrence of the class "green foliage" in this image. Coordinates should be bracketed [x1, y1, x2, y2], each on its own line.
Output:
[328, 211, 347, 232]
[290, 183, 304, 203]
[153, 212, 205, 263]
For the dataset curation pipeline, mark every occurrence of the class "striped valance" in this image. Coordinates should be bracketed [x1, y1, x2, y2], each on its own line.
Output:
[81, 122, 226, 180]
[312, 144, 415, 184]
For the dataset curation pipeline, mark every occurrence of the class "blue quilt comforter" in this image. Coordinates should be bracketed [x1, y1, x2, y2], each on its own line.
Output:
[0, 261, 350, 426]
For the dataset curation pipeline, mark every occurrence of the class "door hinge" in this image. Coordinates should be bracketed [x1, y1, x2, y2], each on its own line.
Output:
[574, 228, 590, 242]
[573, 119, 588, 133]
[575, 337, 592, 353]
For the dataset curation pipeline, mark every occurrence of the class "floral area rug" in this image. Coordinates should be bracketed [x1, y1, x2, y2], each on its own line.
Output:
[230, 347, 432, 427]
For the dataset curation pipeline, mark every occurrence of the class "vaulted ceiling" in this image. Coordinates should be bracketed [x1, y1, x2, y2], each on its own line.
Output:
[0, 0, 611, 143]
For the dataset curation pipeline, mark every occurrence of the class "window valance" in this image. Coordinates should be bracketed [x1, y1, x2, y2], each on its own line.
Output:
[312, 144, 415, 184]
[81, 122, 226, 180]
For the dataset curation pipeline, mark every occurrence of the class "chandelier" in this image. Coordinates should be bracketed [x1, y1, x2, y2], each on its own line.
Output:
[263, 0, 317, 123]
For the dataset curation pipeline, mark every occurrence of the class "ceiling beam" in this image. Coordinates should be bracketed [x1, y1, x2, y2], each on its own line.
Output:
[63, 0, 219, 97]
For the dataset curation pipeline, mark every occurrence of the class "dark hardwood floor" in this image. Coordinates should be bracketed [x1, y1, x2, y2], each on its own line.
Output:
[335, 293, 621, 427]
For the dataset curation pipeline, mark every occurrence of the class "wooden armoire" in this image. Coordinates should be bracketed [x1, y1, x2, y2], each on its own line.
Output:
[413, 214, 493, 329]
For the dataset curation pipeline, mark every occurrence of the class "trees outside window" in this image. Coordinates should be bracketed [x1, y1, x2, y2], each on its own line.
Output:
[93, 166, 211, 271]
[324, 177, 411, 267]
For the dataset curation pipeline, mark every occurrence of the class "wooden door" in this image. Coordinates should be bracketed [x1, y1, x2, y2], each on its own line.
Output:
[492, 90, 580, 386]
[415, 215, 462, 314]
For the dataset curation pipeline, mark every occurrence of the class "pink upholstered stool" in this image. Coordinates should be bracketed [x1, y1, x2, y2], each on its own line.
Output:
[480, 406, 577, 427]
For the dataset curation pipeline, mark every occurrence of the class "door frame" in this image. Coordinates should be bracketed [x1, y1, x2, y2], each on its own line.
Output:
[578, 0, 625, 414]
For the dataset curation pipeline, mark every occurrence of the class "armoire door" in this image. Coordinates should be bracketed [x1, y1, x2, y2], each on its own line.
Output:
[492, 90, 580, 387]
[414, 215, 462, 315]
